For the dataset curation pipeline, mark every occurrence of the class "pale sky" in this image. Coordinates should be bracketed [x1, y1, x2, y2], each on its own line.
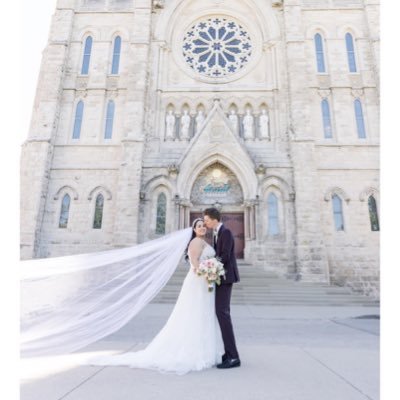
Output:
[22, 0, 57, 142]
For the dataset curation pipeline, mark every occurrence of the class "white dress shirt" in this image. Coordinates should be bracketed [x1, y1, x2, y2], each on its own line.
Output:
[213, 223, 223, 243]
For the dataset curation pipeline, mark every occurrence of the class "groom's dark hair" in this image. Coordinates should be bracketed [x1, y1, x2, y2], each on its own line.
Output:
[204, 207, 221, 221]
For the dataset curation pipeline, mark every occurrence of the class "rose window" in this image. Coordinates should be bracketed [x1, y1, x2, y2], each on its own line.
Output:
[182, 18, 252, 78]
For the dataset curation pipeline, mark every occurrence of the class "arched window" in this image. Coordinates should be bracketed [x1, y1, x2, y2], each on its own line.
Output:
[354, 99, 366, 138]
[81, 36, 93, 75]
[104, 100, 115, 139]
[93, 194, 104, 229]
[267, 193, 279, 236]
[368, 195, 380, 231]
[314, 33, 326, 73]
[345, 33, 357, 73]
[111, 36, 121, 74]
[156, 193, 167, 235]
[59, 194, 71, 229]
[72, 101, 84, 139]
[321, 99, 333, 138]
[332, 195, 345, 231]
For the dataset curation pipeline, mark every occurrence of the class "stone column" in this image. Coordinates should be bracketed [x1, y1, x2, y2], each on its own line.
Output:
[284, 0, 329, 282]
[112, 1, 152, 247]
[20, 1, 75, 259]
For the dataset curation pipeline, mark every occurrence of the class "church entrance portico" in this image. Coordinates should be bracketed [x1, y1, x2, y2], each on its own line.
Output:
[187, 162, 246, 259]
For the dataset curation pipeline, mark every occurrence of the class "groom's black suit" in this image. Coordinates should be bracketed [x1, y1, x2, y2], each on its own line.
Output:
[214, 224, 240, 360]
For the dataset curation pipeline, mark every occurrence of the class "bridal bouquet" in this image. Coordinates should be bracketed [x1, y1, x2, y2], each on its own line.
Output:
[197, 257, 225, 292]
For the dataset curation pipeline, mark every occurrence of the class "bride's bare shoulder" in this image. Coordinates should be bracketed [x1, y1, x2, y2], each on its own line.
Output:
[189, 237, 207, 249]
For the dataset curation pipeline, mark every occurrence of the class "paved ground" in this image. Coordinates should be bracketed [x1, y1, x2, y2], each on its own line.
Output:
[21, 304, 380, 400]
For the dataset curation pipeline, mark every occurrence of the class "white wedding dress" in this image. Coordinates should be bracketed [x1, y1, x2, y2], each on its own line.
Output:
[87, 243, 224, 375]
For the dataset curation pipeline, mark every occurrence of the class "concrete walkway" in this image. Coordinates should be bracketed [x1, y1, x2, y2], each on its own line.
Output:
[21, 305, 380, 400]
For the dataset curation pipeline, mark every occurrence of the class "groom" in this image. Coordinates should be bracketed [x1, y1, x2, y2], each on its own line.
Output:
[203, 208, 241, 369]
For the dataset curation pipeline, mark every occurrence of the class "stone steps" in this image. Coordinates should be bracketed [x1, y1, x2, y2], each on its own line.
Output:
[151, 263, 379, 306]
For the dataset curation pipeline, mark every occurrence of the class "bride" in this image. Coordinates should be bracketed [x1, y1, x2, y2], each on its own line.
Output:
[86, 218, 224, 375]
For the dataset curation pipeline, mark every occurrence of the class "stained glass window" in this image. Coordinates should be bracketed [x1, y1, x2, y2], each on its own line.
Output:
[59, 194, 71, 229]
[104, 100, 115, 139]
[268, 193, 279, 236]
[368, 196, 379, 231]
[314, 33, 326, 73]
[93, 194, 104, 229]
[354, 99, 366, 138]
[81, 36, 93, 75]
[156, 193, 167, 235]
[321, 99, 333, 138]
[332, 195, 345, 231]
[182, 18, 252, 78]
[345, 33, 357, 73]
[72, 101, 84, 139]
[111, 36, 121, 74]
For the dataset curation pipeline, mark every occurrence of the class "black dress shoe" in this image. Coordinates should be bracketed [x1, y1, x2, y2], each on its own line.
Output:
[222, 353, 228, 362]
[217, 358, 241, 369]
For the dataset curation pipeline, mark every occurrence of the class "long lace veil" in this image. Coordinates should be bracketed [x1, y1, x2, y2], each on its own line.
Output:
[20, 228, 192, 358]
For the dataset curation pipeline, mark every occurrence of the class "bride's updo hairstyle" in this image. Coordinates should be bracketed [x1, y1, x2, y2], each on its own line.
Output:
[185, 218, 204, 261]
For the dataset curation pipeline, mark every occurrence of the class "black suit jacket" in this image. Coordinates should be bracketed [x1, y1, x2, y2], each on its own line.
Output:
[214, 225, 240, 284]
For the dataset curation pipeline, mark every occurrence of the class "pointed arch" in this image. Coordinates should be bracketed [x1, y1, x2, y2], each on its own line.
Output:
[87, 186, 112, 201]
[260, 175, 294, 202]
[359, 187, 379, 202]
[179, 154, 256, 201]
[54, 185, 79, 201]
[324, 187, 350, 203]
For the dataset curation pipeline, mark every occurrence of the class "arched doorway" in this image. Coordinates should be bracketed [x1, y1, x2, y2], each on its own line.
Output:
[189, 162, 245, 259]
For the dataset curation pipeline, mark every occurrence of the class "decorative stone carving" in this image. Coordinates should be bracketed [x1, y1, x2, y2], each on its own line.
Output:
[351, 88, 364, 98]
[243, 109, 254, 140]
[180, 110, 191, 140]
[228, 109, 239, 134]
[167, 164, 180, 179]
[195, 110, 206, 134]
[272, 0, 283, 7]
[255, 164, 266, 177]
[182, 18, 252, 79]
[165, 110, 176, 140]
[152, 0, 164, 9]
[259, 109, 270, 140]
[317, 88, 332, 98]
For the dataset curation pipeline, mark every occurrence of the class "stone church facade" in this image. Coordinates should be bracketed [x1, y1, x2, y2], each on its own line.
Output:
[20, 0, 380, 297]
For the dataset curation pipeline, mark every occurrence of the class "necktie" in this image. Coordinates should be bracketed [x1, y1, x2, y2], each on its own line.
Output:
[213, 230, 218, 248]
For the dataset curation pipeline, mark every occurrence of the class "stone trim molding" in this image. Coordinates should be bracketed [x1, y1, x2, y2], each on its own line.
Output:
[324, 187, 351, 202]
[260, 175, 294, 202]
[87, 186, 113, 201]
[359, 187, 379, 202]
[143, 175, 174, 195]
[54, 185, 79, 201]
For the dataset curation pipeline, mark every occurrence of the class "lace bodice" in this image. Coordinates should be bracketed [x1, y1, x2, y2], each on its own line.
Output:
[199, 243, 216, 261]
